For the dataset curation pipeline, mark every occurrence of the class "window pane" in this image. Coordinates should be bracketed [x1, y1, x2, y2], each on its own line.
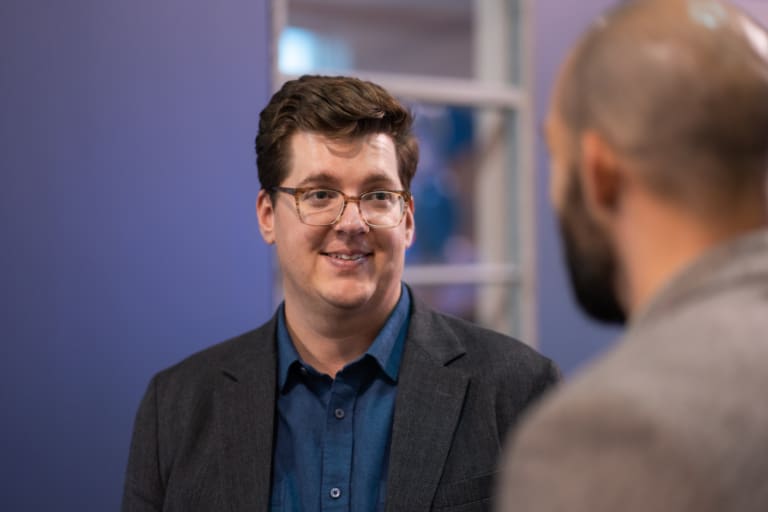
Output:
[406, 103, 518, 267]
[281, 0, 525, 84]
[409, 282, 521, 338]
[282, 0, 474, 78]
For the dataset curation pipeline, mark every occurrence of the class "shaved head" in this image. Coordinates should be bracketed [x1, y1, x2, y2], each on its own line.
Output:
[557, 0, 768, 211]
[549, 0, 768, 323]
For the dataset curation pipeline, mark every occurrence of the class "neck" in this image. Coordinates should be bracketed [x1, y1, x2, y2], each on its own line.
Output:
[283, 295, 398, 377]
[617, 196, 766, 318]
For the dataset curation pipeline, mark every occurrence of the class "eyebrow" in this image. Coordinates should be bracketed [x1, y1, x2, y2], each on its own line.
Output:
[361, 172, 402, 189]
[294, 172, 338, 188]
[294, 171, 402, 190]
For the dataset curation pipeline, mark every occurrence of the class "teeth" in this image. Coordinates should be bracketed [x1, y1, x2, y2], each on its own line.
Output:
[331, 253, 364, 261]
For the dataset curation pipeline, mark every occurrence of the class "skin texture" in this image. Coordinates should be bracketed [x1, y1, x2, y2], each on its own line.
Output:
[546, 0, 768, 321]
[256, 131, 414, 376]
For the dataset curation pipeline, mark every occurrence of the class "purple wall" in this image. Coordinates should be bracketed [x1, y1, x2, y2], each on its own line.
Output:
[534, 0, 622, 374]
[0, 1, 272, 509]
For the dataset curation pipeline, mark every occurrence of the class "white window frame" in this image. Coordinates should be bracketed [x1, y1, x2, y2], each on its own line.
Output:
[270, 0, 538, 347]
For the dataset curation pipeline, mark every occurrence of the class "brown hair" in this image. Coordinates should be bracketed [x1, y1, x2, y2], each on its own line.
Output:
[255, 75, 419, 191]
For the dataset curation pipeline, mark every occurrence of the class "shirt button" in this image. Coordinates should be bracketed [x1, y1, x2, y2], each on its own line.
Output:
[330, 487, 342, 499]
[334, 408, 345, 419]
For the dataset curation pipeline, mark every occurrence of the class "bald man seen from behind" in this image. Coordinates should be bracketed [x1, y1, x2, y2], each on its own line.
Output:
[497, 0, 768, 511]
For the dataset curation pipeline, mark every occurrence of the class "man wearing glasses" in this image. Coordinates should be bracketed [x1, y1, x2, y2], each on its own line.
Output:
[122, 75, 559, 512]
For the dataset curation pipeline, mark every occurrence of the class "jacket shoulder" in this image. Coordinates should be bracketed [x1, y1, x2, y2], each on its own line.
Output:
[429, 308, 557, 373]
[152, 318, 276, 392]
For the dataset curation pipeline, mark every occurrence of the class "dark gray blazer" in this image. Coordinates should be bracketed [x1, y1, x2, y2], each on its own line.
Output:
[122, 295, 559, 512]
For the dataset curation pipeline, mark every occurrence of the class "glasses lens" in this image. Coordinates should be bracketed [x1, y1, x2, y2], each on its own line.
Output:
[360, 191, 404, 227]
[298, 189, 344, 225]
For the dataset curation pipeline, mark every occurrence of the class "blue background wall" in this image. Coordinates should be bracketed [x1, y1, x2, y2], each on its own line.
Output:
[0, 1, 272, 509]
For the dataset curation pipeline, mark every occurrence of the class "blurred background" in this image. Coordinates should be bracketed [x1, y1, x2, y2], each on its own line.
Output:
[2, 0, 765, 509]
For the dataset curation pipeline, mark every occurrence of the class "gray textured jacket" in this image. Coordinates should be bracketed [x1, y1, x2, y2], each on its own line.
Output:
[499, 229, 768, 512]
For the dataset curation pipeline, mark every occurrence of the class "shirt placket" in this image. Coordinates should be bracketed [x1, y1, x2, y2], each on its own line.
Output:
[321, 373, 359, 511]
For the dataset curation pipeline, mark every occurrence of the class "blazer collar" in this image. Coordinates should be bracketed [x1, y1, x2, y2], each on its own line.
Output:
[402, 290, 467, 364]
[215, 316, 278, 512]
[386, 294, 470, 511]
[210, 295, 472, 512]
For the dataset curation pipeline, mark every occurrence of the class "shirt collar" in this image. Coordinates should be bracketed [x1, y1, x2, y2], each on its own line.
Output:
[276, 283, 411, 391]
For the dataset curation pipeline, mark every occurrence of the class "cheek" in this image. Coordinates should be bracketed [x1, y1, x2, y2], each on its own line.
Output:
[277, 218, 324, 245]
[549, 163, 568, 212]
[274, 227, 325, 266]
[394, 229, 412, 259]
[373, 229, 408, 261]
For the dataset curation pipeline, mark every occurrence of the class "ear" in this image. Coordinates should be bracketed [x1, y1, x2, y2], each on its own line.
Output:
[256, 189, 276, 245]
[404, 195, 415, 248]
[579, 131, 625, 223]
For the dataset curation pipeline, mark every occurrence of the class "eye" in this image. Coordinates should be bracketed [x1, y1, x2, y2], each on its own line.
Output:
[363, 191, 396, 203]
[301, 189, 339, 206]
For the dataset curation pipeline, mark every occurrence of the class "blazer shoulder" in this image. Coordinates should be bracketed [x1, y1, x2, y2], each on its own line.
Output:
[434, 309, 557, 370]
[152, 317, 277, 391]
[409, 305, 561, 445]
[411, 304, 561, 392]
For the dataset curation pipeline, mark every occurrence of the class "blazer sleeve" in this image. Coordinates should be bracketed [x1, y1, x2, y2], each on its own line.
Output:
[122, 376, 164, 512]
[496, 350, 561, 438]
[532, 358, 561, 400]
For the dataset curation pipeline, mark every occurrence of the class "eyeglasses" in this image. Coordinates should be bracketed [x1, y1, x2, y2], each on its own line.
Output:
[269, 186, 411, 228]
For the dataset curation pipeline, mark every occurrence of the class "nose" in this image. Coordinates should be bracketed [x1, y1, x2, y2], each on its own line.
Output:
[334, 199, 369, 234]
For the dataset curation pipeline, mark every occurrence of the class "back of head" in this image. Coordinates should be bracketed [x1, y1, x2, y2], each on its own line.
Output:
[255, 75, 419, 191]
[559, 0, 768, 214]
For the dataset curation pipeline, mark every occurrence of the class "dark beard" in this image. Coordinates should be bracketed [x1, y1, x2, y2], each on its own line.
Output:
[558, 173, 627, 325]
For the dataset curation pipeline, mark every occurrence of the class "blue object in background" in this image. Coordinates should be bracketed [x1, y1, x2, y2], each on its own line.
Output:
[407, 105, 470, 265]
[0, 1, 272, 509]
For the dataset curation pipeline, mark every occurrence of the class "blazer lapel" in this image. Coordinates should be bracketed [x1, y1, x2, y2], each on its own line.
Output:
[215, 320, 278, 512]
[386, 300, 469, 511]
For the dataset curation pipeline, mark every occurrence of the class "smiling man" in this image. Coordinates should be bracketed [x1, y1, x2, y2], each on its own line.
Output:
[122, 75, 559, 512]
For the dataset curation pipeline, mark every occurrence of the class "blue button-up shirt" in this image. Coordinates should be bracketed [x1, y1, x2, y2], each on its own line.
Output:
[270, 285, 411, 512]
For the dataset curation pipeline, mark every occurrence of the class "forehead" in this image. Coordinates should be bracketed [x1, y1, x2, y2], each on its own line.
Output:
[286, 131, 400, 187]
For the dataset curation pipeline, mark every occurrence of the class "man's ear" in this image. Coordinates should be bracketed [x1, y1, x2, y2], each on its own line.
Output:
[579, 131, 625, 222]
[256, 189, 276, 245]
[404, 195, 415, 248]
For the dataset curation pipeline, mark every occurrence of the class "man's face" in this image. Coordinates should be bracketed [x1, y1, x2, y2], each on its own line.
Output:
[547, 111, 626, 325]
[258, 131, 414, 317]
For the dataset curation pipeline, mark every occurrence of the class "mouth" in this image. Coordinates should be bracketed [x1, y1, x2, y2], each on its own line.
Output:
[321, 251, 372, 263]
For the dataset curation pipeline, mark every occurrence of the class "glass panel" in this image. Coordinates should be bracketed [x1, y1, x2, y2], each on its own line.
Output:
[280, 0, 526, 84]
[409, 282, 521, 338]
[405, 103, 518, 267]
[508, 0, 524, 85]
[282, 0, 474, 78]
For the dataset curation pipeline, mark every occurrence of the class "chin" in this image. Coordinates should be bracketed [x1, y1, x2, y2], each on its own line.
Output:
[319, 283, 376, 311]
